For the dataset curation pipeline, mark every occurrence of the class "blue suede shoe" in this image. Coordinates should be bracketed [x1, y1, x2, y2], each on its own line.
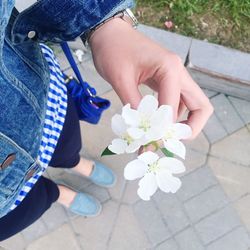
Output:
[88, 161, 117, 188]
[69, 192, 102, 217]
[55, 180, 102, 217]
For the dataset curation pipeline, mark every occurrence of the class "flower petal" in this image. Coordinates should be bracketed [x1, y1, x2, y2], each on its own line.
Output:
[158, 157, 186, 174]
[137, 173, 158, 200]
[146, 126, 166, 142]
[173, 123, 192, 140]
[138, 151, 159, 165]
[126, 140, 143, 153]
[151, 105, 173, 127]
[127, 127, 145, 139]
[163, 139, 186, 159]
[111, 114, 127, 136]
[156, 171, 182, 193]
[124, 159, 147, 180]
[108, 138, 127, 154]
[122, 104, 140, 126]
[137, 95, 158, 116]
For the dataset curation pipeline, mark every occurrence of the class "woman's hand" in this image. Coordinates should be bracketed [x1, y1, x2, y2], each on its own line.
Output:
[89, 18, 213, 139]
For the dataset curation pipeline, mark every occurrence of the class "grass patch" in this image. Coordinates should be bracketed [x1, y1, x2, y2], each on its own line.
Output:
[135, 0, 250, 52]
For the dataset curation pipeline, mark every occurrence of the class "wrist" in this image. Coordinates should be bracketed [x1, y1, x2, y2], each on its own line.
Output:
[89, 17, 133, 47]
[84, 8, 138, 46]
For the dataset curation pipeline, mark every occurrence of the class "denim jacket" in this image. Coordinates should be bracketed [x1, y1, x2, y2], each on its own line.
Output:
[0, 0, 134, 218]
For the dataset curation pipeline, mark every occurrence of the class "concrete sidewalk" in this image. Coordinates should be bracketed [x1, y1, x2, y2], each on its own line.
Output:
[1, 30, 250, 250]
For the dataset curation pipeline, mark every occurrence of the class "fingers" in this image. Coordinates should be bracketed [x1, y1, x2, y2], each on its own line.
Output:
[146, 55, 212, 139]
[177, 98, 187, 120]
[180, 68, 213, 139]
[186, 107, 212, 139]
[150, 54, 184, 121]
[138, 140, 163, 155]
[156, 72, 180, 122]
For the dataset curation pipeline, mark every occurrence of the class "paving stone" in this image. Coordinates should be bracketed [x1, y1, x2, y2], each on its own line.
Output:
[41, 203, 68, 231]
[81, 183, 110, 203]
[108, 204, 150, 250]
[104, 156, 131, 201]
[210, 127, 250, 166]
[79, 89, 135, 201]
[80, 91, 123, 158]
[207, 227, 250, 250]
[175, 227, 205, 250]
[81, 121, 135, 201]
[185, 132, 210, 154]
[210, 94, 244, 133]
[51, 38, 89, 71]
[53, 50, 70, 71]
[189, 67, 250, 101]
[101, 90, 123, 112]
[208, 157, 250, 201]
[123, 179, 141, 204]
[184, 148, 207, 174]
[64, 62, 112, 96]
[188, 36, 250, 99]
[202, 113, 227, 143]
[72, 201, 119, 250]
[202, 88, 218, 98]
[156, 238, 179, 250]
[228, 96, 250, 125]
[189, 39, 250, 83]
[154, 191, 189, 234]
[134, 200, 171, 245]
[195, 206, 241, 244]
[177, 166, 217, 202]
[64, 208, 80, 220]
[138, 25, 191, 62]
[80, 145, 134, 202]
[138, 84, 155, 96]
[234, 195, 250, 232]
[45, 167, 65, 179]
[26, 224, 80, 250]
[54, 170, 92, 190]
[92, 153, 133, 202]
[67, 37, 88, 53]
[0, 233, 26, 250]
[184, 185, 229, 223]
[22, 218, 48, 242]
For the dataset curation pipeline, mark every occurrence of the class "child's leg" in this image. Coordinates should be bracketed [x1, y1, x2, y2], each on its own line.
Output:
[0, 176, 59, 241]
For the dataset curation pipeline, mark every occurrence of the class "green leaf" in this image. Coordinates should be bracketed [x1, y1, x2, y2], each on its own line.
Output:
[161, 148, 174, 157]
[101, 147, 116, 157]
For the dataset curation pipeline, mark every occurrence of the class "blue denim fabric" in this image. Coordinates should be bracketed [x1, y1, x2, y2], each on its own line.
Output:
[0, 0, 134, 218]
[12, 0, 135, 44]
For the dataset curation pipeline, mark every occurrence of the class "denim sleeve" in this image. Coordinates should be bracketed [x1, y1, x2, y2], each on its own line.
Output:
[0, 0, 15, 47]
[11, 0, 135, 44]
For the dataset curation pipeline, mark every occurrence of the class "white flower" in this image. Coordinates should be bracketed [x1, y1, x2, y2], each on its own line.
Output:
[108, 114, 146, 154]
[162, 112, 192, 159]
[124, 151, 185, 200]
[122, 95, 172, 143]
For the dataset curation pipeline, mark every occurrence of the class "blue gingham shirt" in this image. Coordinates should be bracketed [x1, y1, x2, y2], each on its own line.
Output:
[9, 44, 68, 211]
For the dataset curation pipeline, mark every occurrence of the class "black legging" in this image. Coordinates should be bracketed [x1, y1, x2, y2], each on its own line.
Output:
[0, 93, 82, 241]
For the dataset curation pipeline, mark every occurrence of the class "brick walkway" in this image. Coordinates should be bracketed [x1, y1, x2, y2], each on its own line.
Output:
[1, 38, 250, 250]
